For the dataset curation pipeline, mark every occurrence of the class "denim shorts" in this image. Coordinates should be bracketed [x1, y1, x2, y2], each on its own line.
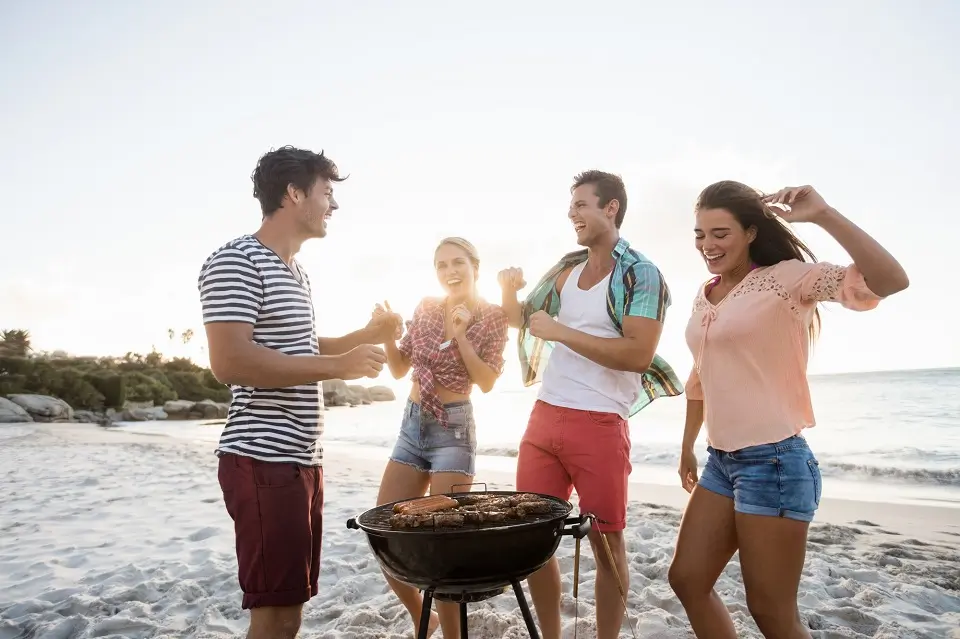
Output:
[698, 435, 823, 522]
[389, 399, 477, 476]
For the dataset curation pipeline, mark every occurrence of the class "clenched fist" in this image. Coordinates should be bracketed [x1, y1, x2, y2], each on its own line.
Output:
[338, 344, 388, 380]
[528, 310, 564, 342]
[497, 267, 526, 293]
[450, 304, 472, 338]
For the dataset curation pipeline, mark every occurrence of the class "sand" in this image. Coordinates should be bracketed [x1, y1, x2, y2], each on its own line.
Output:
[0, 423, 958, 639]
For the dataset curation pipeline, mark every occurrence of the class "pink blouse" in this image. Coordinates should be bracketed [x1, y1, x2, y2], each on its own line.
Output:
[685, 259, 883, 451]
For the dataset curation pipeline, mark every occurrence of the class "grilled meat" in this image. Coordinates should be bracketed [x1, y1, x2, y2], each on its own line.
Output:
[515, 500, 552, 517]
[393, 495, 459, 515]
[387, 493, 559, 529]
[433, 513, 465, 527]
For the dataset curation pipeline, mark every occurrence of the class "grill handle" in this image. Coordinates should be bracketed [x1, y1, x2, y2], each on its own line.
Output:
[450, 482, 488, 493]
[346, 518, 359, 530]
[560, 514, 592, 539]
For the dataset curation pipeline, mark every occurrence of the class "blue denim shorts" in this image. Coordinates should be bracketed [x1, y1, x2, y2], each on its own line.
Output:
[698, 435, 823, 522]
[389, 399, 477, 476]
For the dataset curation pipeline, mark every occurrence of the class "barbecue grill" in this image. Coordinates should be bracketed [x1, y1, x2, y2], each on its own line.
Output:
[346, 485, 592, 639]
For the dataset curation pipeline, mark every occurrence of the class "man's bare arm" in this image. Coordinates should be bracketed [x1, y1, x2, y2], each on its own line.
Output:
[500, 290, 524, 330]
[205, 323, 385, 387]
[317, 326, 379, 356]
[553, 315, 662, 374]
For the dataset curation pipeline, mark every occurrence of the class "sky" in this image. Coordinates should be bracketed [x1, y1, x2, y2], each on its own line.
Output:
[1, 0, 957, 390]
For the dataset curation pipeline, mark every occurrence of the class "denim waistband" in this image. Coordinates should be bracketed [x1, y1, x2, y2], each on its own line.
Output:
[404, 397, 472, 418]
[711, 434, 810, 456]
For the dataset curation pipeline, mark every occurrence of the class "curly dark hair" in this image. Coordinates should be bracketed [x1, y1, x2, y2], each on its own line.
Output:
[572, 170, 628, 228]
[251, 146, 347, 216]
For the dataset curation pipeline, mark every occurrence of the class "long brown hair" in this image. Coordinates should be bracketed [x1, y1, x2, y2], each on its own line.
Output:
[696, 180, 821, 342]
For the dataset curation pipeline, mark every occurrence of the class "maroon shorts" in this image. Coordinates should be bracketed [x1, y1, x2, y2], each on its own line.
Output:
[516, 400, 632, 532]
[217, 453, 324, 609]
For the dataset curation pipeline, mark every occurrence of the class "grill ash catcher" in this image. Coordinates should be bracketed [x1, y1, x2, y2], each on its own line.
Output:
[346, 483, 592, 638]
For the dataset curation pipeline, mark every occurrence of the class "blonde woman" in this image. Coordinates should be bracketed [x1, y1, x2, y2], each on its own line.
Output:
[374, 237, 510, 638]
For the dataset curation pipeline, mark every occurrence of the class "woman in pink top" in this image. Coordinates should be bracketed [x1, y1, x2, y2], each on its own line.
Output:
[668, 181, 909, 638]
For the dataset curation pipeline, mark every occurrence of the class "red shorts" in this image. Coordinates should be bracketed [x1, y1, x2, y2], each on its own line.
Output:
[218, 454, 324, 609]
[516, 400, 632, 532]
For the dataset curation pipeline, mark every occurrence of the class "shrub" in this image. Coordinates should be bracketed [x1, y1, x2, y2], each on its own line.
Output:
[0, 344, 229, 410]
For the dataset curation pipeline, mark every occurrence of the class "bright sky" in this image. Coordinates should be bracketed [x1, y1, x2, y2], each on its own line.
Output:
[2, 1, 957, 389]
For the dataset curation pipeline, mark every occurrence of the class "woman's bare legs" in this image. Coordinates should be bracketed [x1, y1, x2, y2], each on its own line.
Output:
[736, 514, 812, 639]
[376, 461, 436, 637]
[668, 486, 739, 639]
[428, 471, 475, 638]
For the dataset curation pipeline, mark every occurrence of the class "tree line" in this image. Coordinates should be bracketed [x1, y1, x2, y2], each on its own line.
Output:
[0, 329, 231, 411]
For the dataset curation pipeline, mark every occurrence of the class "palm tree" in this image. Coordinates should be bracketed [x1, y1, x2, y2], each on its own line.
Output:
[0, 329, 32, 357]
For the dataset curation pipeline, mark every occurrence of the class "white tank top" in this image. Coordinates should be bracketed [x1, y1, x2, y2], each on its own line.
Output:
[538, 261, 644, 418]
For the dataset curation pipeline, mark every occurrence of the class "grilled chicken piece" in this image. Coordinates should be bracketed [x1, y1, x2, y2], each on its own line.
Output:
[433, 513, 465, 527]
[515, 500, 553, 517]
[462, 510, 512, 524]
[389, 513, 434, 528]
[479, 497, 514, 510]
[508, 493, 541, 506]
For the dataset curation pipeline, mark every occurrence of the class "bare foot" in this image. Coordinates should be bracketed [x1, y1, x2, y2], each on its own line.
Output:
[414, 610, 440, 638]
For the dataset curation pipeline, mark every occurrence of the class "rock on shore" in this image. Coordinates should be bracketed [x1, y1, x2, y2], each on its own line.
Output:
[1, 381, 398, 424]
[321, 380, 396, 407]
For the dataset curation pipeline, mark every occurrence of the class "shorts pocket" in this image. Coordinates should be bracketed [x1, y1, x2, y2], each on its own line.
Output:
[252, 461, 302, 488]
[807, 459, 822, 506]
[587, 410, 622, 427]
[444, 406, 476, 446]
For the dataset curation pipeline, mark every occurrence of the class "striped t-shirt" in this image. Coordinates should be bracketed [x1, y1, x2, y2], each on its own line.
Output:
[197, 234, 324, 466]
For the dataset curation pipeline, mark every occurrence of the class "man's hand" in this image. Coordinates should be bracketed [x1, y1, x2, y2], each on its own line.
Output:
[367, 301, 403, 342]
[528, 310, 564, 342]
[337, 344, 388, 380]
[497, 267, 526, 293]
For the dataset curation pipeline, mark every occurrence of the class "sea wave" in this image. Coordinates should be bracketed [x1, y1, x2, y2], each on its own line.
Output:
[472, 445, 960, 486]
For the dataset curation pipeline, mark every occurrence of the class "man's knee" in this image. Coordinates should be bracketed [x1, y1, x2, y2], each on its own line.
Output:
[588, 529, 625, 570]
[249, 605, 303, 639]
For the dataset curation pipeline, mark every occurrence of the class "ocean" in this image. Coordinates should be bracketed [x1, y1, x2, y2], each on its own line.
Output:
[117, 367, 960, 508]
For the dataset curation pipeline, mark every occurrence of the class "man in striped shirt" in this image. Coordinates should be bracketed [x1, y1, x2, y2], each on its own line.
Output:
[499, 170, 681, 639]
[198, 146, 399, 639]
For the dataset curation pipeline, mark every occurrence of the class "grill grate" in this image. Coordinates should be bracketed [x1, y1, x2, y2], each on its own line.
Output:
[358, 491, 571, 533]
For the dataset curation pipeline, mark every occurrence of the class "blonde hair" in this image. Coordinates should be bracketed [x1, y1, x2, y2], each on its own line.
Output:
[434, 237, 480, 270]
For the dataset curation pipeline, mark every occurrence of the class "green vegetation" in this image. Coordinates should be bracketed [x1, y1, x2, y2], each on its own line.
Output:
[0, 329, 231, 411]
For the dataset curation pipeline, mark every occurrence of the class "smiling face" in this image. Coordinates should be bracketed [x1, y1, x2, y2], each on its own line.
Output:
[694, 207, 756, 276]
[290, 177, 338, 239]
[434, 242, 478, 302]
[569, 183, 618, 247]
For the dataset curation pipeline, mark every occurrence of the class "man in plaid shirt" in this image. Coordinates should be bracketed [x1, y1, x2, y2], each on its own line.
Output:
[499, 170, 682, 639]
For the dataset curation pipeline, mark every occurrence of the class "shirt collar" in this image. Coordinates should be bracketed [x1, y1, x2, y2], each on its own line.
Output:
[612, 237, 630, 259]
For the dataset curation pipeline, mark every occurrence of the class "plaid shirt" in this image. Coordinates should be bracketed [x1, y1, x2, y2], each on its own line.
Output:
[518, 237, 684, 416]
[399, 297, 509, 426]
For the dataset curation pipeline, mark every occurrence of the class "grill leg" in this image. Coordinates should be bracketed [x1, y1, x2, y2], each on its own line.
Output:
[416, 589, 434, 639]
[512, 579, 541, 639]
[459, 601, 469, 638]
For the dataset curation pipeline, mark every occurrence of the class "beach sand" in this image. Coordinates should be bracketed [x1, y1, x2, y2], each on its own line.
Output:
[1, 423, 958, 639]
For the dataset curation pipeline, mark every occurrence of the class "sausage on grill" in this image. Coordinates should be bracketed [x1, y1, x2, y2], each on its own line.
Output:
[393, 495, 459, 515]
